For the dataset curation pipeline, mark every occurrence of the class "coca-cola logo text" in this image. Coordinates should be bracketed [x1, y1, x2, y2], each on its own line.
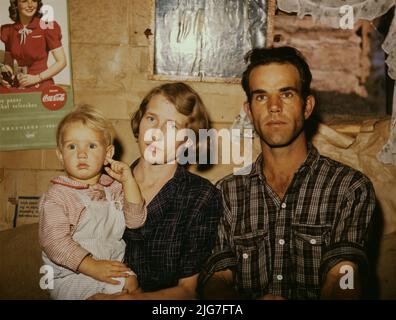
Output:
[41, 86, 67, 111]
[42, 93, 66, 102]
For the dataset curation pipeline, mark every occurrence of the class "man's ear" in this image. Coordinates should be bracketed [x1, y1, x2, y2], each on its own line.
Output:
[105, 145, 115, 164]
[304, 95, 315, 120]
[55, 148, 64, 165]
[243, 101, 253, 122]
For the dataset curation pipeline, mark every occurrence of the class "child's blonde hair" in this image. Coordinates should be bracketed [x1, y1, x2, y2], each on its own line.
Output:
[56, 104, 115, 147]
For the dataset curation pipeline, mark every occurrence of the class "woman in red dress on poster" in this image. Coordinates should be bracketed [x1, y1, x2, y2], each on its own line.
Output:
[0, 0, 67, 93]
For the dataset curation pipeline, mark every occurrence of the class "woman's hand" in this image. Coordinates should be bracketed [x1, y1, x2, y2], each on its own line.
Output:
[1, 78, 12, 88]
[78, 255, 132, 285]
[18, 74, 40, 87]
[0, 64, 14, 88]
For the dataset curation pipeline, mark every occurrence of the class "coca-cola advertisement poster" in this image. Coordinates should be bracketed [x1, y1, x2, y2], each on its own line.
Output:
[0, 0, 73, 151]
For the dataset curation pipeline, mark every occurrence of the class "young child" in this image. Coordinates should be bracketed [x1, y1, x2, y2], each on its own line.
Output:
[39, 105, 146, 300]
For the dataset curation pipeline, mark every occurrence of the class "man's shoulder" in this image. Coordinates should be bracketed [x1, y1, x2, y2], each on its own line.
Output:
[316, 153, 374, 188]
[216, 168, 252, 191]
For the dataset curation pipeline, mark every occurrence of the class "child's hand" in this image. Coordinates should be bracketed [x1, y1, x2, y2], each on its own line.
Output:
[78, 256, 132, 285]
[105, 157, 143, 205]
[105, 157, 134, 184]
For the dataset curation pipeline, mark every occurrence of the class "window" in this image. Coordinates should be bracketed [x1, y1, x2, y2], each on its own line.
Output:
[151, 0, 275, 83]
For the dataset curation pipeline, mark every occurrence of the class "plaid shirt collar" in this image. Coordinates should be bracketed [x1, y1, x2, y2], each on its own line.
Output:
[248, 143, 320, 180]
[130, 159, 188, 229]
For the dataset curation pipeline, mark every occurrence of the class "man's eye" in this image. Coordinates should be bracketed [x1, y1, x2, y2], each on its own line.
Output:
[282, 92, 294, 99]
[256, 94, 267, 102]
[89, 143, 97, 149]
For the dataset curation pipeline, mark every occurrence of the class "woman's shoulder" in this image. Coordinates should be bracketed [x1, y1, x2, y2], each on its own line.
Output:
[181, 167, 217, 191]
[178, 168, 221, 206]
[1, 23, 14, 30]
[41, 19, 62, 36]
[1, 23, 15, 39]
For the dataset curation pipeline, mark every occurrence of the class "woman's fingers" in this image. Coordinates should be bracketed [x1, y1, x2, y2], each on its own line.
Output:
[1, 80, 11, 88]
[111, 261, 128, 267]
[4, 64, 13, 73]
[105, 278, 121, 285]
[110, 272, 130, 278]
[110, 260, 129, 269]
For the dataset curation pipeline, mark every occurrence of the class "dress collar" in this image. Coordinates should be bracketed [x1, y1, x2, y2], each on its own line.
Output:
[51, 174, 115, 190]
[13, 16, 40, 31]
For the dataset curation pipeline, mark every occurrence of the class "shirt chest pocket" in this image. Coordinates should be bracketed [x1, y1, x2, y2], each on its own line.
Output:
[292, 224, 331, 289]
[233, 230, 270, 295]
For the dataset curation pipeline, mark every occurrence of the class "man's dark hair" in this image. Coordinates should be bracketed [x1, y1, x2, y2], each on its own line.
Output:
[241, 46, 312, 104]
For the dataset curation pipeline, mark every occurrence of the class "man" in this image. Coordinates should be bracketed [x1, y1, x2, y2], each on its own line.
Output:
[198, 46, 376, 300]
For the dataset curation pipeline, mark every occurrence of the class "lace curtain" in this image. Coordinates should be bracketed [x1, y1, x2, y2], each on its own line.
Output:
[277, 0, 396, 79]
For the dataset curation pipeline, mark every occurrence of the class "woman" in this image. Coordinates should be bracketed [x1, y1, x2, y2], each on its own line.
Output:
[91, 82, 222, 300]
[0, 0, 66, 93]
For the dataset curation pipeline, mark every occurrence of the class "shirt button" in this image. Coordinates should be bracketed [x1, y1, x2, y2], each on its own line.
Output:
[281, 203, 287, 209]
[279, 239, 285, 245]
[277, 275, 283, 281]
[310, 239, 317, 245]
[242, 253, 249, 259]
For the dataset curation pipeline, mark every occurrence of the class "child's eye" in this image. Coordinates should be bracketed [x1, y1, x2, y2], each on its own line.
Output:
[67, 144, 76, 150]
[89, 143, 97, 149]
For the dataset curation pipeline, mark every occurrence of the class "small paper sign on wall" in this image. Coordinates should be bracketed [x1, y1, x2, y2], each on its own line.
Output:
[13, 196, 40, 227]
[0, 0, 73, 151]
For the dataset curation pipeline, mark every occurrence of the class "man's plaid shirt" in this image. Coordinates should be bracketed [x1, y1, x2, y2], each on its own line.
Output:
[199, 145, 376, 299]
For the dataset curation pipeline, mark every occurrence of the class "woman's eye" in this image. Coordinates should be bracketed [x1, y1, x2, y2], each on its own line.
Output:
[89, 143, 97, 149]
